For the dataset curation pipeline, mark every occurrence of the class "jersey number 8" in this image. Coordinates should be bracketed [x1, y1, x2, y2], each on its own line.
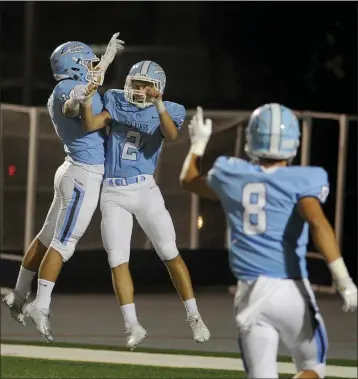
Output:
[242, 183, 267, 235]
[121, 130, 141, 161]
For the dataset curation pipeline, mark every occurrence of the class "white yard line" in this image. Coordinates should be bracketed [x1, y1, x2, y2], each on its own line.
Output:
[1, 344, 357, 378]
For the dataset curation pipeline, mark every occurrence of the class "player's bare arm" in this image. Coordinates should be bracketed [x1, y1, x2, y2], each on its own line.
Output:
[78, 84, 112, 132]
[145, 86, 178, 140]
[298, 197, 341, 263]
[81, 106, 111, 132]
[180, 152, 217, 200]
[298, 196, 357, 311]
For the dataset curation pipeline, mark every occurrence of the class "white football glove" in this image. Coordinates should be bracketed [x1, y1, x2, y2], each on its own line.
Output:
[329, 257, 357, 312]
[71, 85, 87, 102]
[71, 84, 97, 108]
[64, 89, 80, 111]
[335, 276, 357, 312]
[98, 32, 125, 72]
[188, 106, 212, 156]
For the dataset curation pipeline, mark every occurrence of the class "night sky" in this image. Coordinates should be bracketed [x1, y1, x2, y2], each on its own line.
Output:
[1, 2, 357, 113]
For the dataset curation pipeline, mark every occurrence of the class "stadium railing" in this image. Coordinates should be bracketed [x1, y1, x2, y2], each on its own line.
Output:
[1, 103, 357, 293]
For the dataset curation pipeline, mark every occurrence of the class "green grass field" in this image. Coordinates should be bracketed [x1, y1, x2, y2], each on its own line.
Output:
[0, 356, 347, 379]
[1, 357, 246, 379]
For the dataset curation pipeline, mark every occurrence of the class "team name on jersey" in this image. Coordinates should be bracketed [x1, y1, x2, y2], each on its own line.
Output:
[123, 119, 149, 132]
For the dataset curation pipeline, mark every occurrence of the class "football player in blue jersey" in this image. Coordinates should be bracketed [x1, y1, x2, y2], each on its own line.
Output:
[179, 105, 357, 378]
[3, 34, 124, 342]
[73, 60, 210, 350]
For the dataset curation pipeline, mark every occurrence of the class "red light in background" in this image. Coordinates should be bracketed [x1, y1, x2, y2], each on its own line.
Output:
[8, 164, 16, 177]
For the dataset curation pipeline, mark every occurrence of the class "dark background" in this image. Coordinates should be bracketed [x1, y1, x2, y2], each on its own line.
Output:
[1, 2, 357, 289]
[2, 2, 357, 113]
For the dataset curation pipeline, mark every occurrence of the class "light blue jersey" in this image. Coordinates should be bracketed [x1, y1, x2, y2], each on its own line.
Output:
[47, 79, 106, 165]
[207, 157, 330, 280]
[103, 89, 185, 178]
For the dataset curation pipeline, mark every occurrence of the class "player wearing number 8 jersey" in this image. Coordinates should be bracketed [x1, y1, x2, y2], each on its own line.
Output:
[75, 60, 210, 350]
[180, 104, 357, 378]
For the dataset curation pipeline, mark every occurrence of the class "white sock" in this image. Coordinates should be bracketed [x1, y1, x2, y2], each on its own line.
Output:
[34, 279, 55, 311]
[14, 266, 36, 299]
[120, 303, 138, 325]
[184, 298, 199, 317]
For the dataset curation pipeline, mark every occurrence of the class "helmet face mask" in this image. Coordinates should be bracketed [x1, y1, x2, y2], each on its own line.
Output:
[124, 61, 166, 108]
[124, 76, 159, 108]
[80, 57, 104, 85]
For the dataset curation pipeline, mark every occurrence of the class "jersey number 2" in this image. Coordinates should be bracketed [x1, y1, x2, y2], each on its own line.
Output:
[121, 130, 141, 161]
[242, 183, 267, 235]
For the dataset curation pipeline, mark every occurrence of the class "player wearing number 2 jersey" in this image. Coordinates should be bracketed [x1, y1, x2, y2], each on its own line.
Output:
[75, 60, 210, 350]
[180, 104, 357, 378]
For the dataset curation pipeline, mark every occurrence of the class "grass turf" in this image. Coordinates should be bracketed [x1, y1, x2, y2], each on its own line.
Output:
[1, 356, 246, 379]
[1, 357, 345, 379]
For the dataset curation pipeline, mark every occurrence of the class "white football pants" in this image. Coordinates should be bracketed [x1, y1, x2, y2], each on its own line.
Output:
[100, 175, 179, 268]
[37, 158, 103, 261]
[234, 277, 328, 378]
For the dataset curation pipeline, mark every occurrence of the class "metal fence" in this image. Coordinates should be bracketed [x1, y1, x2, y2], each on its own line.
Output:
[1, 103, 357, 287]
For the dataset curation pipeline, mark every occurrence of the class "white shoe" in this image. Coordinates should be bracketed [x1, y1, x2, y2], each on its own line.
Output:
[23, 301, 55, 343]
[2, 290, 28, 326]
[187, 314, 210, 343]
[125, 323, 147, 350]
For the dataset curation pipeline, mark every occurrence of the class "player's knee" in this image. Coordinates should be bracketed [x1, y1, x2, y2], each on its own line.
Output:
[36, 226, 54, 248]
[49, 238, 77, 263]
[155, 241, 179, 261]
[107, 249, 130, 268]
